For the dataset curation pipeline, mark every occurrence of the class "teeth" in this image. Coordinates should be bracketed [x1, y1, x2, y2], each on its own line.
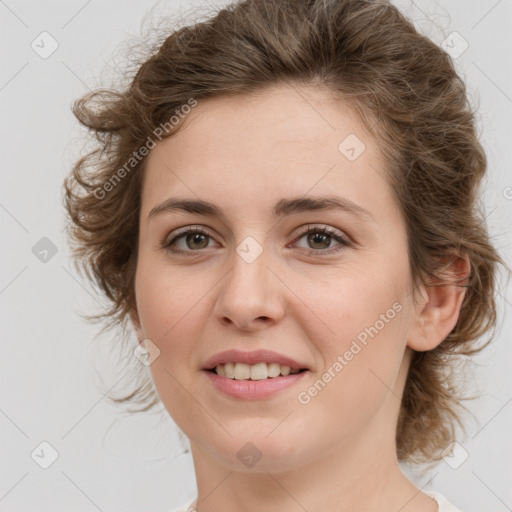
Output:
[213, 362, 303, 380]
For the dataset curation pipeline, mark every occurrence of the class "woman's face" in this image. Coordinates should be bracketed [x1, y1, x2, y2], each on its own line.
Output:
[134, 84, 419, 472]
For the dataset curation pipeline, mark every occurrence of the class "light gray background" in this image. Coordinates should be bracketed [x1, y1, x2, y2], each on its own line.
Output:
[1, 1, 511, 511]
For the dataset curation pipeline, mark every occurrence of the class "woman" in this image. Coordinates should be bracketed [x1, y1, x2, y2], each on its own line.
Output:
[63, 0, 504, 510]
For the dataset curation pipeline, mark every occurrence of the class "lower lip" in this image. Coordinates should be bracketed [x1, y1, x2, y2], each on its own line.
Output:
[204, 370, 309, 399]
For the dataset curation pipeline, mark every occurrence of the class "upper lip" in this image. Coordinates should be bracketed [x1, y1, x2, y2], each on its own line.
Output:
[203, 349, 309, 371]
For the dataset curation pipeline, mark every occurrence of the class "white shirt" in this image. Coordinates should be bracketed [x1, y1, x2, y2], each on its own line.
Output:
[166, 491, 462, 512]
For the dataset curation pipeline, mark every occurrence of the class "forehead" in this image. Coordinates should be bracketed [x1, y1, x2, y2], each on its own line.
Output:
[140, 84, 394, 222]
[149, 84, 370, 160]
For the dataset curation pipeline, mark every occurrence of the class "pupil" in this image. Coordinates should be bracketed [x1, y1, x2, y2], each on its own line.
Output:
[308, 232, 330, 249]
[188, 233, 209, 249]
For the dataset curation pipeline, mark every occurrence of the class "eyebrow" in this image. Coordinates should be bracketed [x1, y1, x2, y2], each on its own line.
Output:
[148, 195, 376, 222]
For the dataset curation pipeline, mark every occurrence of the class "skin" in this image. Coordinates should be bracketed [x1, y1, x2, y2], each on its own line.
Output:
[132, 83, 468, 512]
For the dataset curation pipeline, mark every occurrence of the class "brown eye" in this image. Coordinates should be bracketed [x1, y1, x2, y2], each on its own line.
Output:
[163, 226, 216, 254]
[306, 231, 332, 250]
[183, 232, 210, 250]
[293, 225, 351, 255]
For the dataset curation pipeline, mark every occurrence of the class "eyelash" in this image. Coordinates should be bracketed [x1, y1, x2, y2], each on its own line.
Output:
[161, 224, 351, 257]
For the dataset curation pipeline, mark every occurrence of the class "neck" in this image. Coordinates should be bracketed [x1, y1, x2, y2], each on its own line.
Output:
[188, 412, 436, 512]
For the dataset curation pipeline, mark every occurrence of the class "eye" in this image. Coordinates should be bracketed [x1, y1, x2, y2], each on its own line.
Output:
[162, 226, 217, 255]
[162, 224, 351, 257]
[291, 224, 351, 255]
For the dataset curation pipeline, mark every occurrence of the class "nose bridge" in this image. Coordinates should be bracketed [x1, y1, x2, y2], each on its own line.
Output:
[214, 236, 284, 329]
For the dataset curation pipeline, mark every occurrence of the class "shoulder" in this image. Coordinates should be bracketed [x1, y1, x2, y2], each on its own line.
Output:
[164, 497, 197, 512]
[424, 490, 463, 512]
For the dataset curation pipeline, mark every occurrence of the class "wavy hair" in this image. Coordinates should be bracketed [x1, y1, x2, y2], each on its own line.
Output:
[63, 0, 506, 463]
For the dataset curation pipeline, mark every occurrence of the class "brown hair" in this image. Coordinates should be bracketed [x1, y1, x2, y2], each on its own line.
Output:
[63, 0, 506, 463]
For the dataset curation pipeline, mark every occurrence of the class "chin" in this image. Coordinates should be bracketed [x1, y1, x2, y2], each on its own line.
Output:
[190, 421, 309, 473]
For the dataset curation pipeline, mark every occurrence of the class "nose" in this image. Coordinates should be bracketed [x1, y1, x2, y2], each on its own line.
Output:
[213, 247, 286, 332]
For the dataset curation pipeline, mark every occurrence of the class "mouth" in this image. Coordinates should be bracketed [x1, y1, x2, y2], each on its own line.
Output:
[204, 362, 310, 400]
[202, 348, 311, 382]
[207, 362, 309, 381]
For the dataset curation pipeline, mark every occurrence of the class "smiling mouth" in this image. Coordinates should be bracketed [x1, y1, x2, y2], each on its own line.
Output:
[208, 362, 308, 380]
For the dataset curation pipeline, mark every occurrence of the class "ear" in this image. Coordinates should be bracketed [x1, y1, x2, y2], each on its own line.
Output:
[407, 252, 470, 352]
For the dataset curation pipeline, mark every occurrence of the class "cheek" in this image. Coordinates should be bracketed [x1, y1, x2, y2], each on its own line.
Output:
[135, 259, 209, 341]
[296, 265, 407, 357]
[134, 262, 212, 427]
[296, 271, 409, 414]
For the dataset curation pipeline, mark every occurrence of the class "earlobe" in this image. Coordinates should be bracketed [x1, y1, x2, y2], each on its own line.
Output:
[408, 253, 470, 352]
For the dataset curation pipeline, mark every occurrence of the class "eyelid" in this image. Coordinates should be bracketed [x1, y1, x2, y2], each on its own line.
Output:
[162, 223, 352, 255]
[289, 223, 351, 255]
[162, 225, 218, 249]
[292, 223, 349, 242]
